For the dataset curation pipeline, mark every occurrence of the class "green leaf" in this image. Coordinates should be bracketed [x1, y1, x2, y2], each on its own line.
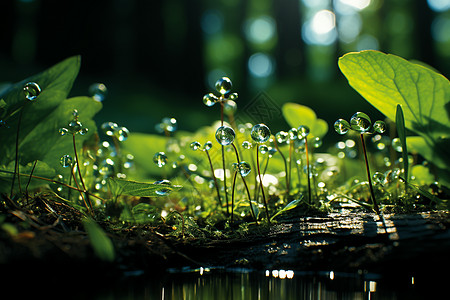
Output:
[339, 50, 450, 171]
[82, 217, 115, 262]
[0, 160, 56, 193]
[282, 103, 328, 139]
[108, 177, 182, 197]
[121, 203, 159, 224]
[270, 197, 303, 221]
[396, 104, 409, 185]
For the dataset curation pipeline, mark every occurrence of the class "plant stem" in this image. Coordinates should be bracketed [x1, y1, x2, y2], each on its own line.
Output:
[69, 163, 90, 211]
[231, 170, 238, 223]
[219, 100, 229, 215]
[231, 143, 256, 221]
[25, 160, 38, 201]
[288, 140, 293, 195]
[11, 109, 24, 198]
[360, 133, 380, 214]
[73, 134, 93, 212]
[256, 146, 270, 223]
[205, 149, 222, 208]
[304, 137, 312, 205]
[273, 138, 289, 195]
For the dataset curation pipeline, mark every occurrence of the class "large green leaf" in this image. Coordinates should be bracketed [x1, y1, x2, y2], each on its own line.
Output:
[339, 50, 450, 170]
[0, 57, 102, 191]
[282, 103, 328, 139]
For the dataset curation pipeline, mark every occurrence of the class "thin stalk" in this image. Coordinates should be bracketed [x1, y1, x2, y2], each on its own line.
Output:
[0, 169, 106, 203]
[273, 138, 289, 195]
[73, 134, 93, 212]
[256, 146, 270, 223]
[360, 133, 380, 215]
[205, 149, 222, 207]
[231, 171, 238, 223]
[304, 138, 312, 205]
[11, 109, 24, 198]
[220, 100, 229, 215]
[25, 160, 38, 201]
[288, 140, 294, 195]
[69, 163, 90, 211]
[231, 143, 256, 221]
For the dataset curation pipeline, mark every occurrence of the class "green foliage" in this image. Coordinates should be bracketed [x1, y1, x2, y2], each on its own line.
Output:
[108, 177, 182, 198]
[82, 217, 115, 262]
[282, 102, 328, 139]
[338, 51, 450, 176]
[0, 56, 102, 192]
[396, 104, 409, 186]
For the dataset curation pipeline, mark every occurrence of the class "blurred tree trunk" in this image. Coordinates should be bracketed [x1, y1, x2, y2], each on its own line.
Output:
[274, 0, 304, 78]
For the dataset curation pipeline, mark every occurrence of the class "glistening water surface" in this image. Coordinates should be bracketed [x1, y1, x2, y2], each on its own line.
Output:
[84, 267, 436, 300]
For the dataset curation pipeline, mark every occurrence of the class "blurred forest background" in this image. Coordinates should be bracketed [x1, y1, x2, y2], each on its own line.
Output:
[1, 0, 449, 142]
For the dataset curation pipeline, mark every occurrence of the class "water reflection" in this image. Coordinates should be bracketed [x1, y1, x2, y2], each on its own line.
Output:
[86, 268, 425, 300]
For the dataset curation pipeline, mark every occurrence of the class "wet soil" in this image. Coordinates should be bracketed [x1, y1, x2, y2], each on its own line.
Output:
[1, 197, 450, 282]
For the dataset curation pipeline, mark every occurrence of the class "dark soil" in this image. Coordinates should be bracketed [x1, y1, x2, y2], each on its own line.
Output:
[2, 194, 450, 284]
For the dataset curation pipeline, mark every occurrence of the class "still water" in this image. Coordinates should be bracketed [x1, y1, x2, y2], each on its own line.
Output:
[86, 267, 436, 300]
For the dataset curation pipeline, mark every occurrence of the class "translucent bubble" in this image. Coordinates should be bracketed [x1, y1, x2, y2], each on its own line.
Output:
[228, 92, 238, 100]
[215, 77, 232, 95]
[153, 152, 168, 167]
[161, 117, 177, 132]
[297, 125, 310, 139]
[238, 161, 251, 177]
[275, 131, 288, 143]
[392, 138, 403, 152]
[372, 120, 386, 134]
[153, 179, 172, 196]
[288, 128, 298, 140]
[79, 127, 89, 136]
[23, 82, 41, 101]
[68, 120, 83, 133]
[334, 119, 351, 135]
[312, 137, 322, 148]
[88, 83, 108, 102]
[215, 125, 235, 146]
[223, 100, 237, 115]
[190, 141, 202, 151]
[251, 123, 271, 143]
[350, 112, 371, 133]
[242, 141, 252, 149]
[203, 93, 218, 107]
[373, 172, 386, 184]
[113, 126, 129, 141]
[59, 128, 69, 136]
[72, 109, 79, 118]
[101, 122, 119, 136]
[204, 141, 213, 151]
[60, 155, 73, 168]
[385, 168, 400, 183]
[258, 145, 269, 154]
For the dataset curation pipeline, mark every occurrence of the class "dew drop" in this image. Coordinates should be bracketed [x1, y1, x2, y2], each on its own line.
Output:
[79, 127, 89, 136]
[114, 126, 129, 141]
[153, 152, 168, 167]
[153, 179, 172, 196]
[238, 161, 251, 177]
[275, 131, 288, 144]
[297, 125, 310, 139]
[312, 137, 322, 148]
[215, 77, 232, 95]
[242, 141, 252, 149]
[190, 141, 202, 151]
[350, 112, 371, 133]
[204, 141, 213, 151]
[162, 117, 177, 132]
[59, 128, 69, 136]
[288, 128, 298, 140]
[68, 120, 83, 133]
[373, 172, 386, 184]
[23, 82, 41, 101]
[334, 119, 351, 135]
[259, 145, 269, 154]
[223, 100, 237, 115]
[251, 123, 271, 143]
[101, 122, 119, 136]
[268, 147, 277, 157]
[373, 120, 386, 134]
[392, 138, 403, 152]
[215, 125, 236, 146]
[203, 93, 218, 107]
[88, 83, 108, 102]
[60, 155, 73, 168]
[228, 92, 238, 100]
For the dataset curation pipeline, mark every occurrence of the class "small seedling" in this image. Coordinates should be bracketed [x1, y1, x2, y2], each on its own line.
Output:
[334, 112, 386, 214]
